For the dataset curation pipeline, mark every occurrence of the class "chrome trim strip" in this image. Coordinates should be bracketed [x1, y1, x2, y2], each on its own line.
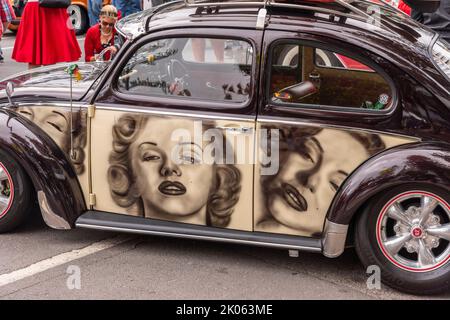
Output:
[87, 106, 94, 210]
[12, 102, 88, 109]
[258, 116, 421, 141]
[37, 191, 71, 230]
[76, 223, 323, 252]
[94, 104, 256, 122]
[10, 102, 255, 122]
[322, 219, 348, 258]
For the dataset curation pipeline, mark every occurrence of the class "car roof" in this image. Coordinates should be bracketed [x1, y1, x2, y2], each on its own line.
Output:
[116, 0, 437, 48]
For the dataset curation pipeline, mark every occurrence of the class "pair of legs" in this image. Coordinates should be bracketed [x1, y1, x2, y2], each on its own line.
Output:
[88, 0, 103, 27]
[112, 0, 141, 17]
[0, 22, 10, 62]
[191, 38, 225, 63]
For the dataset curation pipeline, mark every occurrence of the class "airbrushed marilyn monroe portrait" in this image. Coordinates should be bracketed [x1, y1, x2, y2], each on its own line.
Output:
[108, 114, 241, 228]
[14, 106, 87, 175]
[256, 126, 386, 237]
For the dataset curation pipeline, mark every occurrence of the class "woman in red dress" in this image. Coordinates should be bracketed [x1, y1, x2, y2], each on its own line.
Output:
[0, 0, 16, 62]
[12, 0, 81, 69]
[84, 5, 118, 62]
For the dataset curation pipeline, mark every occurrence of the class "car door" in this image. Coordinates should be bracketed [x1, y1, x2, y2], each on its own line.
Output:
[254, 31, 418, 238]
[90, 29, 261, 231]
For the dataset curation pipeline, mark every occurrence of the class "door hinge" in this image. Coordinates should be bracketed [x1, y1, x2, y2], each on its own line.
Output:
[88, 104, 96, 118]
[89, 193, 96, 206]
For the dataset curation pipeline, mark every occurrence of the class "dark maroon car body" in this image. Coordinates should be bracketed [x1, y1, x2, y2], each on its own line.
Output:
[0, 0, 450, 294]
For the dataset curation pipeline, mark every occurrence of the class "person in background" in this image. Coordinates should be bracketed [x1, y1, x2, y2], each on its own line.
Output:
[0, 0, 16, 63]
[12, 0, 81, 69]
[113, 0, 140, 17]
[398, 0, 412, 15]
[84, 5, 118, 62]
[406, 0, 450, 42]
[88, 0, 103, 27]
[90, 0, 122, 27]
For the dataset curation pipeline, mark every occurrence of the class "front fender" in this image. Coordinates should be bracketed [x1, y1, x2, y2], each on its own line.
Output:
[0, 109, 86, 228]
[327, 141, 450, 225]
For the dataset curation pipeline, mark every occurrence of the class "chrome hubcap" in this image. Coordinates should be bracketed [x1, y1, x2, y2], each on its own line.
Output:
[0, 162, 13, 218]
[377, 191, 450, 272]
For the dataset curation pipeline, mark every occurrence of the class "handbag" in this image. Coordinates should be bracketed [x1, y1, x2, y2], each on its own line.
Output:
[38, 0, 71, 8]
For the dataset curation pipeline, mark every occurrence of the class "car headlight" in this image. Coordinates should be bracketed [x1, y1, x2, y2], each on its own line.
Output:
[432, 39, 450, 80]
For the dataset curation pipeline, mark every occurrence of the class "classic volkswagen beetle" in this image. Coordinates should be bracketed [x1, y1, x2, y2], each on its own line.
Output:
[1, 0, 450, 295]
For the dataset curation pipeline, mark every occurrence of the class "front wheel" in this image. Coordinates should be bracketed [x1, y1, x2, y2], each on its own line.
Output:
[0, 150, 33, 233]
[355, 184, 450, 294]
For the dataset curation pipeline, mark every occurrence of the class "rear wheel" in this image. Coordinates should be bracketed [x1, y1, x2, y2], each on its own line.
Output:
[67, 5, 89, 35]
[0, 150, 33, 233]
[355, 184, 450, 294]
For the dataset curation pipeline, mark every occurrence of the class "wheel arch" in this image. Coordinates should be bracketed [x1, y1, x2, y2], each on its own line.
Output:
[0, 109, 86, 229]
[322, 141, 450, 258]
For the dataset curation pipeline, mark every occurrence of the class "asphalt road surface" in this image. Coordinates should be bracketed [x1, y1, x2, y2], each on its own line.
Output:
[0, 32, 449, 300]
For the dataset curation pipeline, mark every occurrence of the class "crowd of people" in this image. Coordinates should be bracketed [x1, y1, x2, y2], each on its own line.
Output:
[0, 0, 448, 68]
[0, 0, 138, 68]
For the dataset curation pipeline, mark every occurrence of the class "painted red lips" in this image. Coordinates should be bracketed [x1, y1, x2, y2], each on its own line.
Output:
[281, 182, 308, 212]
[158, 181, 187, 196]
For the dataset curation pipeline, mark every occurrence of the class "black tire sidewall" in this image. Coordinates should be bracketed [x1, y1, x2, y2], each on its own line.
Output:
[356, 183, 450, 295]
[76, 6, 88, 35]
[0, 150, 32, 232]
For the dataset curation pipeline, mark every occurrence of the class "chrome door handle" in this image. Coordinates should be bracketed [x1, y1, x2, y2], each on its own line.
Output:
[215, 126, 253, 134]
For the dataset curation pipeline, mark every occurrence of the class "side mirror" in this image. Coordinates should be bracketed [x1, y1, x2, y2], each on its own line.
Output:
[274, 81, 318, 102]
[5, 82, 15, 107]
[402, 0, 441, 13]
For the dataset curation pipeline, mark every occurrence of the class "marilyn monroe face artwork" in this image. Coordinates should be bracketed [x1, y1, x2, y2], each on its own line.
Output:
[108, 114, 241, 227]
[15, 107, 87, 175]
[257, 126, 386, 236]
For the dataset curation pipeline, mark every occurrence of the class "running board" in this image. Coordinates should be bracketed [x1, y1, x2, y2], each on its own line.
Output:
[76, 211, 323, 253]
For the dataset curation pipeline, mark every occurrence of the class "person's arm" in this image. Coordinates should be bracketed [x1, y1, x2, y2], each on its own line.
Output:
[84, 28, 96, 62]
[113, 33, 123, 53]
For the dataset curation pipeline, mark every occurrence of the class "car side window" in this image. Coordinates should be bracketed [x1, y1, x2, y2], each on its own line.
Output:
[269, 43, 393, 110]
[117, 37, 253, 103]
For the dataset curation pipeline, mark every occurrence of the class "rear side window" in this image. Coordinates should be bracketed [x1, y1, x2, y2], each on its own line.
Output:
[269, 43, 393, 110]
[117, 37, 253, 103]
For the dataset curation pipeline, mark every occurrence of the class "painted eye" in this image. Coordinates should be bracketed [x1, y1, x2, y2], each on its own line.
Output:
[47, 121, 65, 133]
[19, 110, 33, 116]
[179, 150, 202, 164]
[142, 154, 160, 161]
[180, 155, 200, 164]
[328, 171, 348, 192]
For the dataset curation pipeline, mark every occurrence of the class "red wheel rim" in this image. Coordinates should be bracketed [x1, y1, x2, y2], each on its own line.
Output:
[376, 191, 450, 272]
[0, 162, 14, 219]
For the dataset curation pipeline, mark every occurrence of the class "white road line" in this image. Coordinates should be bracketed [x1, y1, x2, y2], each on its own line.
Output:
[0, 234, 132, 288]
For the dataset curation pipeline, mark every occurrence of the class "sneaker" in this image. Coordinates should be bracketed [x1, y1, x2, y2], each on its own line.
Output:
[0, 48, 4, 63]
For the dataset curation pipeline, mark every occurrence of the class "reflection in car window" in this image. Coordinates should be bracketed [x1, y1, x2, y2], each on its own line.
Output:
[182, 39, 253, 65]
[270, 43, 392, 110]
[117, 37, 253, 103]
[315, 49, 374, 72]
